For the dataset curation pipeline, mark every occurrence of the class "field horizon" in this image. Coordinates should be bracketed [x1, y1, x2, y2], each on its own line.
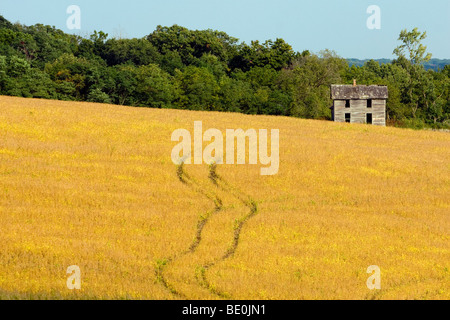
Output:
[0, 95, 448, 300]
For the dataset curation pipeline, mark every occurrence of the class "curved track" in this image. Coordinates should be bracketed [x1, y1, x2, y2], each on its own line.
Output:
[156, 163, 258, 299]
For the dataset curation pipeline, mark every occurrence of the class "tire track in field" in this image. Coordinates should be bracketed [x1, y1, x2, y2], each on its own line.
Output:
[155, 162, 223, 299]
[195, 164, 258, 299]
[156, 163, 258, 299]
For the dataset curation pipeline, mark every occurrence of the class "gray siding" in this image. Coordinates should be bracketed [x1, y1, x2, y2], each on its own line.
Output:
[333, 99, 386, 126]
[331, 85, 388, 100]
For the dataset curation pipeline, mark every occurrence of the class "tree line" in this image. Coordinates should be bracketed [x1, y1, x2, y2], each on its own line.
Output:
[348, 58, 450, 72]
[0, 16, 449, 129]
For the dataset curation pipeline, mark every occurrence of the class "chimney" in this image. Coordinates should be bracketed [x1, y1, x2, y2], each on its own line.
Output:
[353, 79, 357, 87]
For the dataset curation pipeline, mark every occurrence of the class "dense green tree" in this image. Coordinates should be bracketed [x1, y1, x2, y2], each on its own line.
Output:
[229, 38, 296, 72]
[103, 38, 161, 66]
[217, 76, 253, 113]
[147, 25, 238, 66]
[20, 24, 78, 69]
[134, 63, 177, 108]
[174, 66, 219, 110]
[87, 87, 112, 104]
[0, 55, 56, 98]
[0, 15, 16, 30]
[393, 28, 432, 65]
[197, 53, 227, 79]
[0, 15, 448, 129]
[238, 65, 279, 88]
[158, 50, 184, 75]
[393, 28, 433, 119]
[77, 30, 109, 60]
[279, 50, 347, 119]
[0, 28, 36, 60]
[103, 65, 138, 106]
[44, 53, 102, 100]
[0, 55, 6, 91]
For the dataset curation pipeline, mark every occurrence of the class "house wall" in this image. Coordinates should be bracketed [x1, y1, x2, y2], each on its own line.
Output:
[333, 99, 386, 126]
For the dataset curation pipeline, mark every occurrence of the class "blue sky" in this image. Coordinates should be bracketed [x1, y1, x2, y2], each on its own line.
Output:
[1, 0, 449, 59]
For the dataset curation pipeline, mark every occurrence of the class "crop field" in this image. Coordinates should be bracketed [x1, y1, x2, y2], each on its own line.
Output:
[0, 95, 448, 300]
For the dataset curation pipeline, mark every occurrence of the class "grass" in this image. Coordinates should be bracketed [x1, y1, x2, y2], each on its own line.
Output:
[0, 95, 448, 300]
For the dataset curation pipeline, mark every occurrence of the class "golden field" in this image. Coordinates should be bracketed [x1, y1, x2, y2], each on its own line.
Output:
[0, 95, 448, 300]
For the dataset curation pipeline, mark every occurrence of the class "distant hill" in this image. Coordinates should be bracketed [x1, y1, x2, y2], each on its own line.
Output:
[347, 58, 450, 71]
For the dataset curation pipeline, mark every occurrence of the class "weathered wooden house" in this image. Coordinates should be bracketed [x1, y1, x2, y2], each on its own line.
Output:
[330, 81, 388, 126]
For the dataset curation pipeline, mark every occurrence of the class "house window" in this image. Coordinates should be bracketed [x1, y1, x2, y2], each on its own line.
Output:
[345, 100, 350, 108]
[367, 99, 372, 108]
[345, 113, 351, 123]
[366, 113, 373, 124]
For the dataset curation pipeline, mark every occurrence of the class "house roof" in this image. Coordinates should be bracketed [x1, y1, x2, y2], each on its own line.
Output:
[330, 85, 388, 100]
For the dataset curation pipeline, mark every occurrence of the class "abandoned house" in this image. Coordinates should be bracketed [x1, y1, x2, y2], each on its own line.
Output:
[330, 80, 388, 126]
